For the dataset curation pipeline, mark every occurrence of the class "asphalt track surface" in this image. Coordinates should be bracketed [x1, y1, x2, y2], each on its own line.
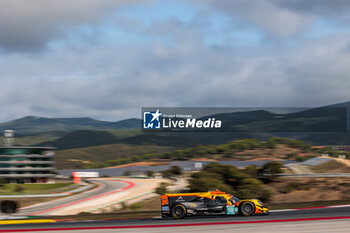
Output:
[17, 179, 127, 216]
[2, 205, 350, 232]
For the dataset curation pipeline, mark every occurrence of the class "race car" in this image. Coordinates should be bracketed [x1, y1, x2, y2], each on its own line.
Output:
[161, 190, 269, 219]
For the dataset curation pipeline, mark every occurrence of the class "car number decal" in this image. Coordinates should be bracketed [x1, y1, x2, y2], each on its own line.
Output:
[226, 206, 236, 215]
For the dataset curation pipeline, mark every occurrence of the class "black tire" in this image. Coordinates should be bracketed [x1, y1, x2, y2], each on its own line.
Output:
[1, 200, 18, 214]
[171, 204, 187, 219]
[239, 202, 255, 216]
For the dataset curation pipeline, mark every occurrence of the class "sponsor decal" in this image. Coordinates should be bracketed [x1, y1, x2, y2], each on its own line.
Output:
[176, 196, 185, 202]
[161, 206, 170, 211]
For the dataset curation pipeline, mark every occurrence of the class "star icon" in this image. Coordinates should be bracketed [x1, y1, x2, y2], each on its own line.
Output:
[151, 109, 162, 122]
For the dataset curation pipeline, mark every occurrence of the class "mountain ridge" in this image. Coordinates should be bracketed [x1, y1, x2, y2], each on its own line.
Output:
[0, 101, 349, 148]
[0, 116, 141, 135]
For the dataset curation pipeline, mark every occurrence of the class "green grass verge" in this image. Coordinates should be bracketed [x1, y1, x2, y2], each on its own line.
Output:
[0, 183, 78, 195]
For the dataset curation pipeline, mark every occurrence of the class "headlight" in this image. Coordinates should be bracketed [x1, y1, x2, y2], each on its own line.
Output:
[258, 200, 263, 206]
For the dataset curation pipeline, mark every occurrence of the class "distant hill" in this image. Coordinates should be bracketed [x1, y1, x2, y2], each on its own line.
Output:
[40, 130, 199, 149]
[202, 110, 275, 126]
[0, 116, 141, 135]
[40, 130, 119, 149]
[302, 132, 350, 145]
[112, 118, 141, 129]
[55, 138, 336, 170]
[0, 101, 349, 148]
[119, 134, 197, 147]
[1, 101, 348, 135]
[204, 107, 347, 133]
[55, 143, 176, 170]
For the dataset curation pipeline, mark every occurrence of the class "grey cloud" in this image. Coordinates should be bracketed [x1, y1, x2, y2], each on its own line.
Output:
[1, 4, 350, 122]
[191, 0, 315, 37]
[274, 0, 350, 15]
[193, 0, 350, 38]
[1, 0, 349, 53]
[1, 25, 350, 122]
[0, 0, 148, 52]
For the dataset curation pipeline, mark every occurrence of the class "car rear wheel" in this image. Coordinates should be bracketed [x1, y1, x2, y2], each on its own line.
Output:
[171, 204, 187, 219]
[240, 202, 255, 216]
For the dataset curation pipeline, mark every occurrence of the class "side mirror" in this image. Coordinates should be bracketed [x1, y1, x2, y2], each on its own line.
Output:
[1, 200, 18, 214]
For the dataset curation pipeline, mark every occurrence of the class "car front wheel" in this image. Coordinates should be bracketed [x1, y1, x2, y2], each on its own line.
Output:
[240, 202, 255, 216]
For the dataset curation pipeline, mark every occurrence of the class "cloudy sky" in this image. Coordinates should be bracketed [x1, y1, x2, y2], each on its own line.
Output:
[1, 0, 350, 122]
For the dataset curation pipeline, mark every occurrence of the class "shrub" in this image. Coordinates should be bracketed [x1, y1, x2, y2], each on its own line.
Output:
[286, 152, 298, 159]
[215, 145, 229, 153]
[188, 162, 273, 201]
[161, 166, 183, 177]
[120, 201, 127, 210]
[258, 161, 283, 183]
[189, 176, 234, 193]
[279, 182, 310, 194]
[155, 182, 168, 195]
[296, 156, 307, 162]
[129, 203, 141, 211]
[236, 178, 272, 201]
[123, 171, 131, 176]
[13, 185, 25, 193]
[145, 170, 154, 177]
[244, 165, 259, 178]
[0, 178, 6, 187]
[169, 166, 182, 175]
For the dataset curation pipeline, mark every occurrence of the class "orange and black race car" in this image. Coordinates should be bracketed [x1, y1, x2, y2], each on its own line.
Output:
[161, 190, 269, 219]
